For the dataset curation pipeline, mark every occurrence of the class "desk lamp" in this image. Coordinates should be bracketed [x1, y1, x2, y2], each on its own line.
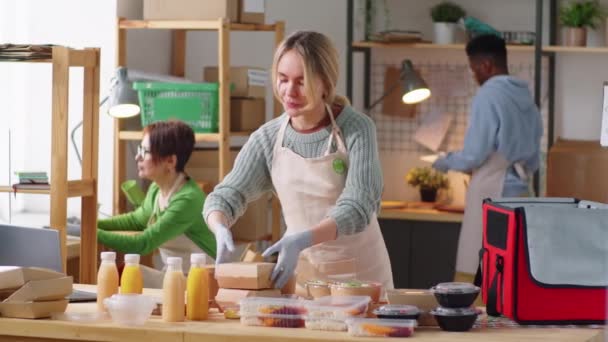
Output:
[368, 59, 431, 110]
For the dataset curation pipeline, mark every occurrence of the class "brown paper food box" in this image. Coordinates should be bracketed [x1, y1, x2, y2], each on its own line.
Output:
[143, 0, 238, 21]
[203, 66, 267, 98]
[0, 300, 69, 319]
[216, 262, 275, 290]
[206, 265, 219, 300]
[386, 289, 438, 326]
[215, 288, 280, 310]
[0, 275, 73, 319]
[230, 98, 266, 132]
[0, 267, 65, 291]
[547, 139, 608, 203]
[186, 149, 270, 241]
[239, 0, 265, 24]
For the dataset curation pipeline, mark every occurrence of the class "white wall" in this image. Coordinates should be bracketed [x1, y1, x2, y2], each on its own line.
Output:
[1, 0, 606, 220]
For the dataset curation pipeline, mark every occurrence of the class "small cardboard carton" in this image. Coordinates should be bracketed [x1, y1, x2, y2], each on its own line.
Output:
[216, 262, 275, 289]
[239, 0, 265, 24]
[203, 66, 268, 98]
[215, 288, 280, 310]
[230, 98, 266, 132]
[206, 265, 219, 300]
[4, 277, 72, 302]
[386, 289, 438, 326]
[0, 300, 69, 319]
[0, 267, 65, 291]
[143, 0, 238, 21]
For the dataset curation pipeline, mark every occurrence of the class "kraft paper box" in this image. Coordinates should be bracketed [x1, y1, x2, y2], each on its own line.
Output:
[386, 289, 438, 326]
[546, 139, 608, 203]
[0, 299, 69, 319]
[215, 288, 280, 310]
[216, 262, 275, 289]
[144, 0, 238, 21]
[206, 265, 219, 300]
[4, 277, 72, 302]
[0, 267, 65, 291]
[231, 98, 266, 132]
[203, 66, 268, 98]
[239, 0, 265, 24]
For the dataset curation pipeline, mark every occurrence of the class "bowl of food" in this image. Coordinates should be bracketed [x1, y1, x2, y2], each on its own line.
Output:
[304, 280, 331, 299]
[330, 281, 382, 303]
[431, 307, 481, 332]
[430, 282, 479, 308]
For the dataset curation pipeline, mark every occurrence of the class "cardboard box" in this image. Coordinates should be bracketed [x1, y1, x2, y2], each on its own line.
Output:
[239, 0, 265, 24]
[4, 277, 72, 302]
[231, 98, 266, 132]
[0, 267, 65, 291]
[216, 262, 275, 289]
[203, 66, 268, 98]
[215, 288, 280, 310]
[186, 149, 271, 241]
[386, 289, 438, 326]
[206, 265, 219, 300]
[143, 0, 238, 21]
[0, 299, 69, 319]
[547, 139, 608, 202]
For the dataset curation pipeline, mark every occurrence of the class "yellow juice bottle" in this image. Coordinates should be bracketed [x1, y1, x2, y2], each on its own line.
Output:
[186, 253, 209, 321]
[162, 257, 186, 322]
[97, 251, 119, 312]
[120, 254, 143, 294]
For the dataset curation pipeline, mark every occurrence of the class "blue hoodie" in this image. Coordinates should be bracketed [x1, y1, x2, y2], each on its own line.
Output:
[433, 75, 543, 196]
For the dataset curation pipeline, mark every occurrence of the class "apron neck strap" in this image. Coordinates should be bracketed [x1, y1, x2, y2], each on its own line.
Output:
[324, 103, 347, 156]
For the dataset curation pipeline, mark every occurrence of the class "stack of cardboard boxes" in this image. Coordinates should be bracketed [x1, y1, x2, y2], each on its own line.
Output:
[0, 267, 72, 319]
[144, 0, 266, 24]
[214, 262, 281, 310]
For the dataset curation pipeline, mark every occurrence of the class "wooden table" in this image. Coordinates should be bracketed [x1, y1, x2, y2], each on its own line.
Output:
[0, 286, 603, 342]
[379, 202, 463, 223]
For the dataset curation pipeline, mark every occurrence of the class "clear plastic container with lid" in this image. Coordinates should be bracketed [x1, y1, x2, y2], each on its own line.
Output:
[104, 294, 156, 326]
[430, 282, 480, 308]
[345, 318, 416, 337]
[304, 296, 371, 332]
[373, 304, 421, 320]
[329, 280, 382, 303]
[239, 297, 307, 328]
[430, 306, 481, 331]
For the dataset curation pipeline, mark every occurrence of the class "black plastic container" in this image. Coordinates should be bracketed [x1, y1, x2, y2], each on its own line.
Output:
[430, 282, 480, 308]
[373, 305, 421, 320]
[431, 307, 481, 332]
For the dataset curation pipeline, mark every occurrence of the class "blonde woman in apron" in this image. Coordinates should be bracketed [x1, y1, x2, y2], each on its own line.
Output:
[97, 121, 216, 288]
[204, 31, 393, 295]
[432, 34, 542, 281]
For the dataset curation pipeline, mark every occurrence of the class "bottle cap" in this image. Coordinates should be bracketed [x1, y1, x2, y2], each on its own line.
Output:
[100, 251, 116, 261]
[166, 257, 182, 267]
[124, 254, 140, 264]
[190, 253, 207, 265]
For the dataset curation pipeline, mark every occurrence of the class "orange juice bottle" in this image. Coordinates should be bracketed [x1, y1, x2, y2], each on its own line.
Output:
[120, 254, 143, 294]
[186, 253, 209, 321]
[162, 257, 185, 322]
[97, 251, 119, 312]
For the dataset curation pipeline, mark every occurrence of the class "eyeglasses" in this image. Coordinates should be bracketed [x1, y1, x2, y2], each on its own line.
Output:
[136, 145, 151, 159]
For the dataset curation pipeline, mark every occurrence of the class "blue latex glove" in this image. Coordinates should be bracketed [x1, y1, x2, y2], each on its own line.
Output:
[214, 223, 235, 268]
[262, 230, 313, 289]
[432, 154, 450, 173]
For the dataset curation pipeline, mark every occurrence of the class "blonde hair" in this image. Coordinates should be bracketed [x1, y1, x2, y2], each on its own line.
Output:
[271, 31, 350, 111]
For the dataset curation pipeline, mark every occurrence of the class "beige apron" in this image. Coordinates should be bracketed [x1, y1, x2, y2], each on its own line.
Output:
[271, 105, 394, 296]
[457, 152, 518, 274]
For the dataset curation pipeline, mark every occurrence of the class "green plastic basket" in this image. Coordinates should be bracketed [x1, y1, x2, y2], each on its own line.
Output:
[133, 81, 220, 133]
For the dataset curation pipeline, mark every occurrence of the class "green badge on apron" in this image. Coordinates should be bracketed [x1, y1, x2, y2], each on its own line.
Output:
[332, 158, 346, 175]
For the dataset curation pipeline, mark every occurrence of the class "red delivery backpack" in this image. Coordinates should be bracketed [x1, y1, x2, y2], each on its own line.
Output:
[481, 197, 607, 324]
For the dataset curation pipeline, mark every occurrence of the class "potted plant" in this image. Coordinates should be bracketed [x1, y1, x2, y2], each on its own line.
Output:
[430, 2, 466, 44]
[559, 0, 605, 46]
[405, 166, 449, 202]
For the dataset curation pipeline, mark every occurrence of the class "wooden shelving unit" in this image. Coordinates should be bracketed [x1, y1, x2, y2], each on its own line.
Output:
[352, 41, 608, 54]
[0, 46, 100, 284]
[115, 18, 285, 242]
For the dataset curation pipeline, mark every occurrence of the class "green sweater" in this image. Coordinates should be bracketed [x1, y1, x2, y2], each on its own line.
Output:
[98, 178, 216, 258]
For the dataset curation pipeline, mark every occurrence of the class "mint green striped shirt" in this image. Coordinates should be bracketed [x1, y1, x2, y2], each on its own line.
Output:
[203, 106, 383, 236]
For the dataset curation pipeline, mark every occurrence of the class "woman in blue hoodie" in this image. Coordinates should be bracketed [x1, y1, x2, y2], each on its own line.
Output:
[432, 34, 543, 280]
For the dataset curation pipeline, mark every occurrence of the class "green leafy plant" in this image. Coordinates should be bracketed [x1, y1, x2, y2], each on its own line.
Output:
[405, 166, 449, 190]
[559, 0, 605, 29]
[430, 2, 466, 23]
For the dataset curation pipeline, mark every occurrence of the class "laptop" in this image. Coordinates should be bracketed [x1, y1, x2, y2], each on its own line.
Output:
[0, 224, 97, 302]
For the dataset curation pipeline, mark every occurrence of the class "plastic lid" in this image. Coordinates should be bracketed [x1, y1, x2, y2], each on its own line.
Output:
[166, 257, 182, 267]
[374, 304, 420, 317]
[190, 253, 207, 265]
[124, 254, 140, 264]
[100, 251, 116, 261]
[431, 282, 480, 294]
[431, 307, 481, 316]
[331, 280, 381, 288]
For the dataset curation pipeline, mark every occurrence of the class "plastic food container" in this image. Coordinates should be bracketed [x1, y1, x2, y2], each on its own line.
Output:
[304, 280, 331, 299]
[304, 296, 370, 331]
[223, 304, 240, 319]
[373, 304, 420, 320]
[430, 282, 480, 308]
[103, 294, 156, 326]
[330, 280, 382, 303]
[346, 318, 416, 337]
[239, 297, 308, 328]
[431, 307, 481, 332]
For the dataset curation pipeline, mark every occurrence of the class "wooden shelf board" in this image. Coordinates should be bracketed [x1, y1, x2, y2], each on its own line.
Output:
[0, 185, 50, 195]
[543, 45, 608, 53]
[0, 180, 95, 197]
[119, 19, 278, 32]
[353, 41, 608, 54]
[119, 130, 251, 141]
